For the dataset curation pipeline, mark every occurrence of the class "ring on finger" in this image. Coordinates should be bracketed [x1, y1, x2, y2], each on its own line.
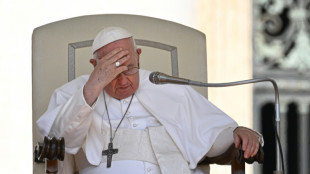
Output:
[115, 61, 120, 67]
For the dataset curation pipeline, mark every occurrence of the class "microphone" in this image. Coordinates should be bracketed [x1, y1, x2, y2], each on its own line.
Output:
[149, 71, 201, 85]
[149, 71, 283, 173]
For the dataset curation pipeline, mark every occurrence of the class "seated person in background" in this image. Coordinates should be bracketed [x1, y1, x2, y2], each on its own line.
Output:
[37, 27, 263, 174]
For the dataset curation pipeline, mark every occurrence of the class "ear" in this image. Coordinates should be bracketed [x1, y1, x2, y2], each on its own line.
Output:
[136, 48, 142, 68]
[137, 48, 142, 55]
[89, 59, 97, 67]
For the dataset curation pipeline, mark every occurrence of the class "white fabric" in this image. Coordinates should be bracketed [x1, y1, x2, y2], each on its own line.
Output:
[36, 69, 238, 172]
[80, 125, 191, 174]
[80, 160, 160, 174]
[102, 94, 161, 130]
[135, 70, 238, 168]
[92, 27, 132, 53]
[77, 94, 208, 174]
[100, 127, 159, 167]
[148, 126, 191, 174]
[205, 127, 235, 157]
[73, 95, 207, 174]
[75, 147, 162, 174]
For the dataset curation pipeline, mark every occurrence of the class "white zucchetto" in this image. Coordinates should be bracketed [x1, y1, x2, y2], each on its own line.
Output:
[92, 27, 133, 54]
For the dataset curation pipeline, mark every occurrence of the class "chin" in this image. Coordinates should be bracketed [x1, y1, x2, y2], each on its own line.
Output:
[115, 91, 134, 100]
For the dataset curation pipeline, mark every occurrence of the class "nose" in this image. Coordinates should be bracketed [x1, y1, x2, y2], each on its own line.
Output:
[116, 73, 128, 85]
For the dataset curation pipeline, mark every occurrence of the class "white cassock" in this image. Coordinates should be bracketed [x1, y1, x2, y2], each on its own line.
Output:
[37, 69, 238, 174]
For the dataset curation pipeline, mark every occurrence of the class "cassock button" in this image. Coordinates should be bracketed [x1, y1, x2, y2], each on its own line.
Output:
[133, 123, 138, 127]
[147, 167, 152, 172]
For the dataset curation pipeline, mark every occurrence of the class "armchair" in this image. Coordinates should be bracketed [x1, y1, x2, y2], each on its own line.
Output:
[32, 14, 263, 173]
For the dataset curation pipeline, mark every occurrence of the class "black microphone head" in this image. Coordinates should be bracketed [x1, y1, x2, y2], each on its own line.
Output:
[149, 71, 190, 85]
[149, 71, 160, 84]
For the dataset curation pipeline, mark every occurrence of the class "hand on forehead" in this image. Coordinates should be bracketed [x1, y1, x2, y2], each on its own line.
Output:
[98, 47, 129, 60]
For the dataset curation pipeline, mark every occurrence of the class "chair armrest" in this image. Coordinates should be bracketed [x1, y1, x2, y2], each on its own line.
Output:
[34, 136, 65, 174]
[199, 143, 264, 165]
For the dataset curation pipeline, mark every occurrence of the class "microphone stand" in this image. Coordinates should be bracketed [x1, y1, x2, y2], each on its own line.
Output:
[189, 79, 282, 174]
[151, 73, 283, 174]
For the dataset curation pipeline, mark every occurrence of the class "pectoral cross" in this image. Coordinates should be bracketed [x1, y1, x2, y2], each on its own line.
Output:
[102, 142, 118, 168]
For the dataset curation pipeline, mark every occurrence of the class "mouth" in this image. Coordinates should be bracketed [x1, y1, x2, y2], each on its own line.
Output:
[117, 85, 131, 91]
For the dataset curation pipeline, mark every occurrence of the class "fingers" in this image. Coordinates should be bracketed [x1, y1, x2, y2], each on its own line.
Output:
[244, 140, 260, 158]
[114, 54, 130, 68]
[243, 136, 251, 158]
[234, 127, 260, 159]
[108, 54, 130, 79]
[250, 141, 260, 157]
[102, 47, 125, 60]
[88, 48, 128, 81]
[98, 48, 130, 65]
[96, 48, 131, 76]
[113, 66, 128, 77]
[233, 132, 241, 149]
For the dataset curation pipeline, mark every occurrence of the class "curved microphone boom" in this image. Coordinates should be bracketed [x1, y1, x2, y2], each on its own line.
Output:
[149, 71, 284, 174]
[149, 72, 201, 85]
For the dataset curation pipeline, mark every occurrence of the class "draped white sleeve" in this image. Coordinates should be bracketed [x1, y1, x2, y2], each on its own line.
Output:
[36, 75, 95, 154]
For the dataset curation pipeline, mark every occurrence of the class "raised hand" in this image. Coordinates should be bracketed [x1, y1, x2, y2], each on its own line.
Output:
[83, 48, 130, 105]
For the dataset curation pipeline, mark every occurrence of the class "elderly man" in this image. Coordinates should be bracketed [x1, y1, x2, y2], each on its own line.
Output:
[37, 27, 262, 174]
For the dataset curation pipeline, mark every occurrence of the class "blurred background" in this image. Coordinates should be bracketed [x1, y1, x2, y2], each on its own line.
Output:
[0, 0, 309, 173]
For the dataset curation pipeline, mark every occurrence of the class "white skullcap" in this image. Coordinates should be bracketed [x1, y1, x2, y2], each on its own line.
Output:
[92, 27, 133, 54]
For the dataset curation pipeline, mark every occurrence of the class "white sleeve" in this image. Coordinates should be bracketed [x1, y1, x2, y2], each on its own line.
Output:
[37, 86, 96, 154]
[205, 127, 235, 157]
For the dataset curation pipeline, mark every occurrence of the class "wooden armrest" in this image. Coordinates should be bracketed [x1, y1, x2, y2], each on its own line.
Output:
[199, 143, 264, 165]
[34, 136, 65, 174]
[198, 144, 263, 174]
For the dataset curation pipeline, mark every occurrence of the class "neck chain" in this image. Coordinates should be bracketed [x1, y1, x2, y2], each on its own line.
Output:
[102, 92, 134, 168]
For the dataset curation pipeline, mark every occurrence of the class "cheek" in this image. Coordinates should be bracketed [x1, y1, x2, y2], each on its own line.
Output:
[131, 75, 140, 90]
[104, 81, 116, 92]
